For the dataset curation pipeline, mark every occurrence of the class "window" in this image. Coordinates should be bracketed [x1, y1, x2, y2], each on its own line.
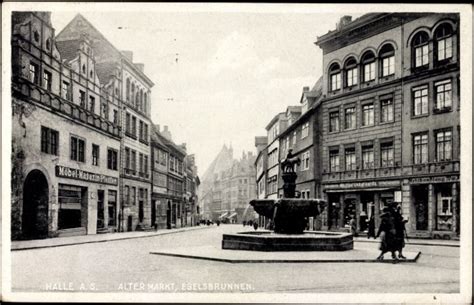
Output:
[139, 153, 144, 174]
[131, 187, 136, 205]
[344, 107, 356, 129]
[144, 155, 149, 175]
[70, 136, 85, 162]
[131, 150, 137, 173]
[82, 64, 86, 74]
[302, 151, 310, 170]
[139, 121, 144, 140]
[329, 149, 340, 172]
[361, 51, 376, 82]
[124, 186, 130, 205]
[329, 110, 340, 132]
[434, 79, 452, 110]
[89, 96, 95, 113]
[92, 144, 99, 166]
[144, 93, 148, 114]
[41, 126, 58, 155]
[412, 32, 429, 68]
[29, 62, 39, 84]
[344, 57, 358, 87]
[132, 116, 137, 136]
[101, 102, 108, 119]
[329, 63, 341, 91]
[125, 147, 130, 170]
[301, 122, 309, 138]
[113, 110, 118, 124]
[131, 83, 135, 105]
[435, 24, 453, 62]
[380, 98, 394, 122]
[126, 113, 131, 133]
[79, 90, 86, 108]
[362, 145, 374, 169]
[362, 103, 374, 126]
[413, 133, 428, 164]
[144, 124, 148, 142]
[380, 44, 395, 77]
[61, 81, 70, 100]
[126, 79, 131, 102]
[292, 131, 297, 146]
[380, 141, 394, 167]
[345, 147, 356, 171]
[435, 130, 452, 161]
[107, 148, 118, 170]
[413, 85, 429, 116]
[43, 70, 51, 91]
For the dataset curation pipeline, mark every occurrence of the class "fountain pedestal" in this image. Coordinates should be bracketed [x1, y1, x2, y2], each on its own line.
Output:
[222, 150, 353, 251]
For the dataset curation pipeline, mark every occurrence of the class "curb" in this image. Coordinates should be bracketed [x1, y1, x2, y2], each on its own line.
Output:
[355, 239, 459, 248]
[149, 251, 422, 264]
[11, 226, 213, 251]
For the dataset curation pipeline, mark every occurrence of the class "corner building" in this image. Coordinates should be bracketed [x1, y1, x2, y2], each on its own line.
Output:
[315, 13, 460, 238]
[11, 12, 121, 239]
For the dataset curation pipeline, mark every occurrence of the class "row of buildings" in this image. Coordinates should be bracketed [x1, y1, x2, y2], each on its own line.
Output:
[11, 12, 199, 240]
[255, 13, 460, 239]
[198, 145, 257, 223]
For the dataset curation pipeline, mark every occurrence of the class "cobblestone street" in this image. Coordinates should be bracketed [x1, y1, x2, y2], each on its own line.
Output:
[12, 225, 459, 293]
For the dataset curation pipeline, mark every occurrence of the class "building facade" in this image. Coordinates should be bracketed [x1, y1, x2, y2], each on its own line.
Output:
[11, 12, 121, 239]
[55, 14, 155, 232]
[315, 13, 460, 238]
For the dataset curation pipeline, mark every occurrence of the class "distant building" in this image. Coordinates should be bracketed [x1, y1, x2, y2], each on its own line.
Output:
[198, 145, 256, 223]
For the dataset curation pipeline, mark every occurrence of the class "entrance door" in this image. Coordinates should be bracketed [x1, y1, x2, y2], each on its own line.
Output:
[327, 194, 340, 230]
[108, 190, 117, 228]
[22, 170, 49, 239]
[151, 200, 156, 228]
[412, 185, 429, 230]
[343, 198, 356, 227]
[166, 200, 172, 229]
[97, 190, 105, 230]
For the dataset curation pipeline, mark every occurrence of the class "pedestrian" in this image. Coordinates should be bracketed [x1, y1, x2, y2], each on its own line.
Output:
[242, 221, 246, 227]
[253, 222, 258, 231]
[349, 215, 357, 237]
[393, 205, 408, 259]
[216, 220, 220, 226]
[367, 215, 376, 239]
[376, 207, 397, 260]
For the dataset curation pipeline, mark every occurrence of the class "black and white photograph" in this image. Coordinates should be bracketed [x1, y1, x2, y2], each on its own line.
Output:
[1, 2, 472, 303]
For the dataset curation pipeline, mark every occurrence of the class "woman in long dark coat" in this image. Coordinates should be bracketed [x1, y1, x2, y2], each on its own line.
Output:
[376, 207, 397, 260]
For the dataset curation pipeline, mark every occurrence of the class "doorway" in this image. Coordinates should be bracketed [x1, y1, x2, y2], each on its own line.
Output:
[412, 185, 429, 231]
[97, 190, 105, 230]
[22, 170, 49, 239]
[151, 200, 156, 228]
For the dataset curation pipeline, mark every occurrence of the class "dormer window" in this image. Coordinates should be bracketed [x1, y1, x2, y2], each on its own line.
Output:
[82, 64, 86, 74]
[435, 23, 454, 62]
[45, 38, 51, 50]
[329, 63, 341, 92]
[90, 70, 94, 78]
[33, 30, 40, 43]
[379, 44, 395, 77]
[412, 31, 429, 68]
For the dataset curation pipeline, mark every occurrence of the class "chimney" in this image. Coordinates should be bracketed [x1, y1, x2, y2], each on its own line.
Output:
[161, 125, 172, 141]
[181, 143, 187, 151]
[254, 136, 268, 153]
[303, 86, 310, 92]
[135, 63, 144, 73]
[336, 15, 352, 30]
[121, 50, 133, 62]
[154, 124, 160, 132]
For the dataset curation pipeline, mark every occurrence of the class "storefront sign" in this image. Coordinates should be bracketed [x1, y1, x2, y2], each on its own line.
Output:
[410, 175, 459, 184]
[324, 180, 400, 190]
[56, 165, 118, 186]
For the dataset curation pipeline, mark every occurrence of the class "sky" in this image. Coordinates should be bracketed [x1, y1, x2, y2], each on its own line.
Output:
[51, 9, 363, 176]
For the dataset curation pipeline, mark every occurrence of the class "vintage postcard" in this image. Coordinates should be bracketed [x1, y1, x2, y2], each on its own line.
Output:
[1, 2, 472, 303]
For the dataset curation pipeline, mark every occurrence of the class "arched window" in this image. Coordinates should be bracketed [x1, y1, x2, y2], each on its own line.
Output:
[435, 23, 454, 62]
[361, 51, 376, 82]
[45, 38, 51, 51]
[329, 63, 341, 92]
[344, 57, 358, 87]
[82, 64, 86, 74]
[139, 89, 144, 111]
[135, 91, 140, 107]
[90, 70, 94, 79]
[131, 83, 135, 105]
[126, 78, 130, 101]
[412, 31, 429, 68]
[379, 44, 395, 77]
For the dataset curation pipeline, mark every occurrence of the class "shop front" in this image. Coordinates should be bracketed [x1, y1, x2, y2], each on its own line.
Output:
[322, 179, 402, 233]
[54, 165, 119, 237]
[403, 174, 459, 239]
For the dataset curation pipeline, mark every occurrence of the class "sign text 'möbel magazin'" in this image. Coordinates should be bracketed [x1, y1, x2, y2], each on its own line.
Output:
[56, 165, 118, 186]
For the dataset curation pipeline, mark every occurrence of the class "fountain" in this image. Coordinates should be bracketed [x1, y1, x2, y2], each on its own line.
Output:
[222, 150, 353, 251]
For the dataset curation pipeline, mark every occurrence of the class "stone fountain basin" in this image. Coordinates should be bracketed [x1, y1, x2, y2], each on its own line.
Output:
[222, 230, 353, 251]
[250, 198, 326, 218]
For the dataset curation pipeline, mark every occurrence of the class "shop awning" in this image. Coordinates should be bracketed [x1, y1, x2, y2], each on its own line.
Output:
[325, 187, 395, 193]
[227, 212, 237, 219]
[218, 212, 229, 219]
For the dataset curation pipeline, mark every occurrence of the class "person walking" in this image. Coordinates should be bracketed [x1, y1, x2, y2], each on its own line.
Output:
[393, 205, 408, 259]
[376, 207, 397, 260]
[349, 215, 358, 237]
[367, 215, 376, 239]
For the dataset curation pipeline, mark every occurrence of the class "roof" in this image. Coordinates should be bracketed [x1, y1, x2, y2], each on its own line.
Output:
[56, 14, 154, 87]
[150, 124, 168, 149]
[265, 112, 285, 131]
[95, 61, 118, 85]
[55, 39, 81, 62]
